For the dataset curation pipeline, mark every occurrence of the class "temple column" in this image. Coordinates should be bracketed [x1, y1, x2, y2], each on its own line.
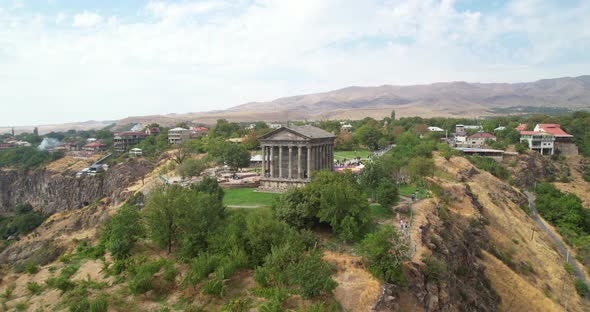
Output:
[306, 144, 311, 179]
[279, 145, 283, 178]
[288, 146, 293, 179]
[297, 146, 302, 179]
[261, 145, 266, 176]
[270, 146, 275, 178]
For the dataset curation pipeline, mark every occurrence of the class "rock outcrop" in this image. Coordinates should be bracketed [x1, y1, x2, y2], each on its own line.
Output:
[0, 159, 154, 215]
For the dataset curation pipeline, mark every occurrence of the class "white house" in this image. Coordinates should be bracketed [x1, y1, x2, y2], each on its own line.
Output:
[428, 126, 445, 132]
[168, 127, 191, 144]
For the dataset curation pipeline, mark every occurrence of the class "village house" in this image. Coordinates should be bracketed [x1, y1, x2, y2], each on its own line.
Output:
[466, 131, 496, 147]
[168, 127, 191, 144]
[145, 127, 160, 136]
[340, 124, 353, 132]
[519, 123, 577, 155]
[129, 148, 143, 157]
[83, 141, 107, 153]
[113, 131, 147, 152]
[190, 126, 209, 138]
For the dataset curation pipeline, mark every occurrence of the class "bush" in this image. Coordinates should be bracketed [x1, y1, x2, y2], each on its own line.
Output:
[422, 256, 447, 281]
[45, 275, 75, 292]
[24, 262, 39, 274]
[89, 296, 109, 312]
[183, 253, 220, 286]
[575, 279, 588, 297]
[100, 204, 144, 260]
[26, 281, 43, 295]
[287, 250, 337, 299]
[360, 226, 408, 284]
[564, 262, 575, 275]
[222, 298, 251, 312]
[202, 276, 225, 297]
[128, 260, 162, 295]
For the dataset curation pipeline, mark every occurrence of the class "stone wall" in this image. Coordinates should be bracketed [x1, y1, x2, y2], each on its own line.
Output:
[0, 159, 154, 215]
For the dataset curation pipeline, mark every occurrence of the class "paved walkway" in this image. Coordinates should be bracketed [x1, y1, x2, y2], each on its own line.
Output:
[525, 191, 590, 299]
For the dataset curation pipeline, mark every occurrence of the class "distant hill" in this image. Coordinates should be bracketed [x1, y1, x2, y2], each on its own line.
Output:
[6, 75, 590, 134]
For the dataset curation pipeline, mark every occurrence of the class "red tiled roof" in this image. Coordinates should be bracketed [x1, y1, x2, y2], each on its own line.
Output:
[536, 124, 572, 137]
[117, 131, 147, 137]
[84, 142, 106, 148]
[467, 132, 496, 139]
[515, 124, 527, 131]
[192, 127, 209, 131]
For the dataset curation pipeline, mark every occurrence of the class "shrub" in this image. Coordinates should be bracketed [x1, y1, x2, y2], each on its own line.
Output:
[202, 276, 225, 297]
[128, 260, 162, 295]
[575, 279, 589, 297]
[287, 250, 337, 299]
[183, 253, 220, 286]
[45, 275, 75, 292]
[26, 281, 43, 295]
[564, 262, 575, 275]
[89, 296, 109, 312]
[100, 204, 144, 260]
[24, 262, 39, 274]
[423, 256, 447, 281]
[360, 226, 408, 284]
[221, 298, 251, 312]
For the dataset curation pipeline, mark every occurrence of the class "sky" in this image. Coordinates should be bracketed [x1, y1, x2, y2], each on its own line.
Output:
[1, 0, 589, 126]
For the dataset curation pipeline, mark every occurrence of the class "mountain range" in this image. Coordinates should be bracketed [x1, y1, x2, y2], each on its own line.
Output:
[5, 75, 590, 134]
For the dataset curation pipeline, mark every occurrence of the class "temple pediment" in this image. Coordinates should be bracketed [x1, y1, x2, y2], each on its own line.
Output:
[261, 128, 310, 142]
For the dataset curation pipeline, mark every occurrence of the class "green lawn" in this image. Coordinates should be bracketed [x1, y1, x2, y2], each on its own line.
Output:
[334, 149, 370, 160]
[223, 188, 280, 207]
[398, 184, 430, 199]
[370, 204, 392, 220]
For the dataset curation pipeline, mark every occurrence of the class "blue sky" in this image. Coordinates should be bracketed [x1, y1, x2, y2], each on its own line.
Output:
[1, 0, 589, 126]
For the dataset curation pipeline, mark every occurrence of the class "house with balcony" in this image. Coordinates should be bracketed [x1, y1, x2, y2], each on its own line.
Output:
[113, 131, 147, 152]
[168, 127, 191, 144]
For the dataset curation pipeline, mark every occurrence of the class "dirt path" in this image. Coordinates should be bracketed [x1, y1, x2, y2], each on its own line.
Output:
[525, 191, 590, 299]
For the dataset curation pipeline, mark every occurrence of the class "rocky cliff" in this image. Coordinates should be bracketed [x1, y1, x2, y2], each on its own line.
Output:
[0, 159, 154, 215]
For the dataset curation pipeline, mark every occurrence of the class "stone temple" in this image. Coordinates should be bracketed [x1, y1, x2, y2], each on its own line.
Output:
[258, 125, 335, 192]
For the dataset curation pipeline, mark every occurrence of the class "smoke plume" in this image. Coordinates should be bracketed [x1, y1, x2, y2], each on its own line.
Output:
[38, 138, 61, 151]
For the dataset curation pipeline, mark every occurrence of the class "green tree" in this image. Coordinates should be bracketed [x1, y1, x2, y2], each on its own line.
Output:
[360, 225, 408, 284]
[407, 157, 435, 182]
[223, 143, 251, 171]
[375, 179, 399, 208]
[101, 204, 144, 259]
[212, 119, 241, 138]
[312, 171, 371, 241]
[354, 124, 383, 151]
[177, 158, 206, 179]
[144, 184, 225, 256]
[273, 187, 318, 229]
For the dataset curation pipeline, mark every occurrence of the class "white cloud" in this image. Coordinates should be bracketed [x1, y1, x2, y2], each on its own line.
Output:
[0, 0, 589, 125]
[55, 12, 66, 24]
[72, 11, 103, 28]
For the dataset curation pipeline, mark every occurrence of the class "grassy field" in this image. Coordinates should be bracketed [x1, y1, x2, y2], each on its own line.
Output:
[223, 188, 280, 207]
[334, 149, 370, 160]
[370, 204, 392, 220]
[399, 184, 430, 199]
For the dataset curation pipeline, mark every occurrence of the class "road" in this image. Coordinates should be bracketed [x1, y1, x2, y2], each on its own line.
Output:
[525, 191, 590, 299]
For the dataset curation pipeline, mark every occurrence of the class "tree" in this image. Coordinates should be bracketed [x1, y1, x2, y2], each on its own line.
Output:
[273, 187, 318, 229]
[360, 225, 408, 284]
[407, 157, 435, 182]
[335, 131, 355, 150]
[359, 161, 385, 200]
[212, 119, 240, 138]
[223, 144, 251, 171]
[173, 140, 195, 164]
[177, 158, 206, 179]
[144, 183, 225, 256]
[101, 204, 144, 259]
[391, 110, 396, 121]
[311, 171, 371, 241]
[254, 121, 269, 131]
[354, 124, 383, 151]
[375, 179, 399, 208]
[33, 127, 39, 136]
[242, 131, 260, 150]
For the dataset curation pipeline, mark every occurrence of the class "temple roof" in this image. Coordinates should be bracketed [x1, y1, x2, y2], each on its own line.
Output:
[259, 125, 336, 141]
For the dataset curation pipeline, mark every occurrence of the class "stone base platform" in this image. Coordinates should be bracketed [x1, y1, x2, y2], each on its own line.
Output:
[258, 178, 310, 193]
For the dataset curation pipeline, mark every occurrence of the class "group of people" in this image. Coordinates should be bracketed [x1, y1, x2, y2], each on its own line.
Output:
[399, 218, 410, 236]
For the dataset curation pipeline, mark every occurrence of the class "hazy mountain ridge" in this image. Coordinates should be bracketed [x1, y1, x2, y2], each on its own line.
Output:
[4, 76, 590, 134]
